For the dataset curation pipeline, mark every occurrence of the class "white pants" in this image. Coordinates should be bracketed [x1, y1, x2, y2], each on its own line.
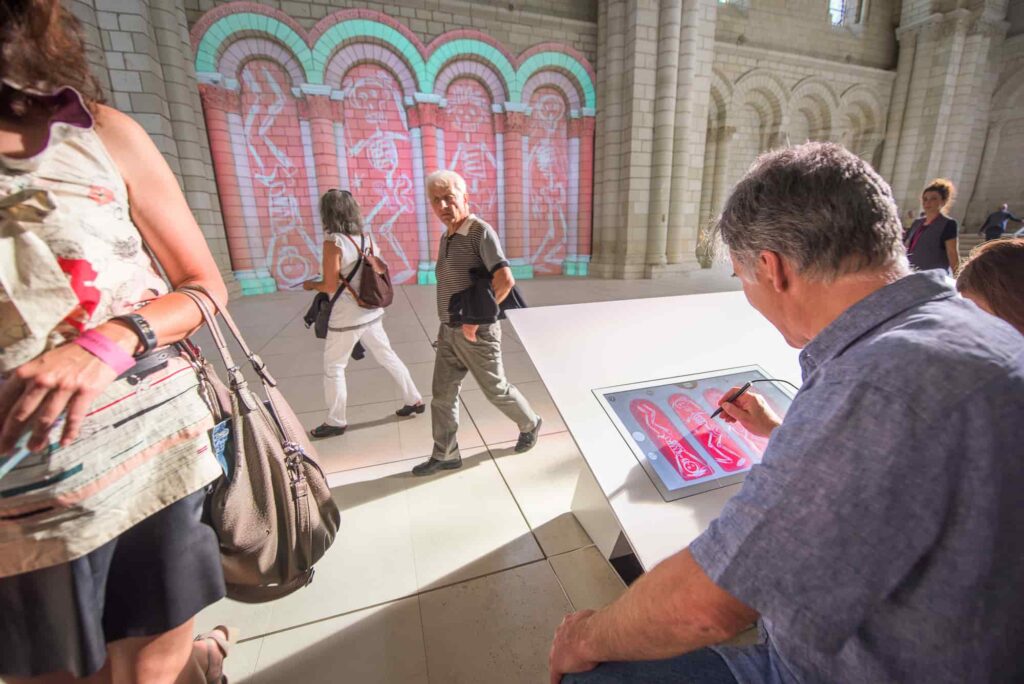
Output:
[323, 318, 422, 427]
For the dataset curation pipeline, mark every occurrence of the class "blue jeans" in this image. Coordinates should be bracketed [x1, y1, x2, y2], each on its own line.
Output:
[562, 647, 738, 683]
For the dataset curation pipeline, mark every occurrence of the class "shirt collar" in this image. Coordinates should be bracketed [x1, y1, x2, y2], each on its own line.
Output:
[799, 270, 957, 376]
[450, 214, 476, 237]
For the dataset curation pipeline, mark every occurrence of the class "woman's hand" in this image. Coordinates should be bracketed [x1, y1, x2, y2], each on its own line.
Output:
[302, 279, 319, 291]
[717, 387, 782, 438]
[0, 343, 118, 454]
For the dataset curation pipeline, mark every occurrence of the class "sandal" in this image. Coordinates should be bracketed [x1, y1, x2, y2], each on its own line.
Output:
[193, 625, 239, 684]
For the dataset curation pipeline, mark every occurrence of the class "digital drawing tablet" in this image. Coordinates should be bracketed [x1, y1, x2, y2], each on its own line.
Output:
[593, 366, 796, 502]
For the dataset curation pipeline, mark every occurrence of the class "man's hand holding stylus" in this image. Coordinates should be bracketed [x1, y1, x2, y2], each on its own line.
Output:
[717, 387, 783, 437]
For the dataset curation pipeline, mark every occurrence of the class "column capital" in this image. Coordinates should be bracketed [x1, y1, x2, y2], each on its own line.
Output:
[505, 111, 529, 134]
[299, 93, 335, 120]
[198, 83, 240, 111]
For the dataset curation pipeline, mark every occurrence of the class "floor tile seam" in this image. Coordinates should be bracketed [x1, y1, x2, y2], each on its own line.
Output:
[236, 558, 552, 645]
[481, 426, 568, 448]
[545, 554, 579, 613]
[481, 439, 550, 560]
[249, 301, 309, 355]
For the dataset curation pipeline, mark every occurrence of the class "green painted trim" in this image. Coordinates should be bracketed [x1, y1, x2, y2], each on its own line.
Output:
[515, 52, 596, 109]
[510, 264, 534, 280]
[312, 20, 427, 87]
[417, 261, 436, 285]
[195, 13, 315, 82]
[561, 258, 589, 277]
[238, 275, 279, 296]
[424, 39, 515, 94]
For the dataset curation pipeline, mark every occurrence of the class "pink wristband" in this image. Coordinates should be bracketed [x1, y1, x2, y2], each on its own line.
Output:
[73, 329, 136, 375]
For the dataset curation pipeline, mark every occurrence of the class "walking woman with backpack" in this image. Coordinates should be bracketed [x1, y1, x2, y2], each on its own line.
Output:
[303, 190, 423, 438]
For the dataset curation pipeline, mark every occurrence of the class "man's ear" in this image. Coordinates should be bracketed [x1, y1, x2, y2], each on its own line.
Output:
[759, 251, 791, 293]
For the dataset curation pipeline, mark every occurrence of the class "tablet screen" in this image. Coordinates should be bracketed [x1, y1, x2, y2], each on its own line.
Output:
[594, 366, 796, 502]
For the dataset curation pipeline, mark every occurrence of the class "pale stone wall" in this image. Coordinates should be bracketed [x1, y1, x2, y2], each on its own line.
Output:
[67, 0, 239, 296]
[717, 0, 901, 70]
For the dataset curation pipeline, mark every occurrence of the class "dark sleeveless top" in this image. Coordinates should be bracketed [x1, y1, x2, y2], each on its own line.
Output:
[905, 215, 958, 272]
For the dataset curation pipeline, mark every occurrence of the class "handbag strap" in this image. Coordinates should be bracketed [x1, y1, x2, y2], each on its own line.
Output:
[330, 236, 364, 305]
[338, 234, 367, 307]
[178, 286, 296, 443]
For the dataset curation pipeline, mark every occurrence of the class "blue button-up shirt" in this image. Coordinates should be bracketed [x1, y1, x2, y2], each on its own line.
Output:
[691, 270, 1024, 684]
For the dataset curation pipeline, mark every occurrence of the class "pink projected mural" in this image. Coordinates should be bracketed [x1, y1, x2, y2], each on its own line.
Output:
[342, 64, 419, 284]
[192, 4, 596, 293]
[445, 78, 500, 236]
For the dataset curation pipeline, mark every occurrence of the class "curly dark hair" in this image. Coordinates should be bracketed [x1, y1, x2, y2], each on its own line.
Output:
[922, 178, 956, 211]
[0, 0, 104, 109]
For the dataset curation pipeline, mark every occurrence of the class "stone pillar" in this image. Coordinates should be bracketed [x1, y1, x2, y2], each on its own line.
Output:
[569, 115, 597, 276]
[300, 93, 342, 195]
[502, 108, 531, 276]
[882, 5, 1009, 223]
[645, 0, 683, 273]
[410, 97, 444, 284]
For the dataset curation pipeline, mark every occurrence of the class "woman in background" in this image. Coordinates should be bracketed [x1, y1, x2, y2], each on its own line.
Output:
[0, 0, 233, 682]
[956, 238, 1024, 336]
[303, 189, 423, 438]
[904, 178, 960, 274]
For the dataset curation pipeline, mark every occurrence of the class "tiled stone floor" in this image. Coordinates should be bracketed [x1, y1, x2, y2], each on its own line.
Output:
[186, 266, 741, 682]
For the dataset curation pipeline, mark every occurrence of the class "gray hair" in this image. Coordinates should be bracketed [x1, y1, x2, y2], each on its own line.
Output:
[319, 189, 363, 236]
[425, 169, 467, 195]
[711, 142, 907, 281]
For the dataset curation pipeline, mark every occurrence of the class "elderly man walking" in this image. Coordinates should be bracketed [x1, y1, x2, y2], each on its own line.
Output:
[549, 143, 1024, 683]
[977, 203, 1022, 241]
[412, 170, 542, 476]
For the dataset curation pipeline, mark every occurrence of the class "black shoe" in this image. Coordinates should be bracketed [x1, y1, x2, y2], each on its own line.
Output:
[514, 417, 543, 453]
[395, 403, 426, 417]
[310, 423, 346, 439]
[412, 456, 462, 476]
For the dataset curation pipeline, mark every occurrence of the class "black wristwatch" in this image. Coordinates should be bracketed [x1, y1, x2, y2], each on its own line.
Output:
[112, 313, 157, 358]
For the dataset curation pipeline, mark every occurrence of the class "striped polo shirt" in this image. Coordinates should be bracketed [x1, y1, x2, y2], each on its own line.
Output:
[435, 215, 508, 325]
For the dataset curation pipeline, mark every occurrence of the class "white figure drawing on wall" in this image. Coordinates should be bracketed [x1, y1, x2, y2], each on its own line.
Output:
[446, 81, 498, 221]
[527, 91, 569, 269]
[242, 65, 319, 287]
[343, 75, 416, 283]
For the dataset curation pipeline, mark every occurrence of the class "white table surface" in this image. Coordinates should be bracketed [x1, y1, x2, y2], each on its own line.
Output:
[506, 291, 802, 570]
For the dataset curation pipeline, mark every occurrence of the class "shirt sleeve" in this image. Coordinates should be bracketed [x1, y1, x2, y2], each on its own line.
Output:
[941, 219, 959, 242]
[689, 379, 953, 653]
[478, 224, 510, 273]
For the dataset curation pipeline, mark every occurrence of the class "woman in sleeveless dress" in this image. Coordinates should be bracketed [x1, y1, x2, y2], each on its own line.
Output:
[1, 2, 232, 681]
[303, 189, 423, 438]
[904, 178, 960, 274]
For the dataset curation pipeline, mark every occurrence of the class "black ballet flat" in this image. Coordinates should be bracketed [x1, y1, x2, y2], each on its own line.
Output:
[395, 403, 426, 417]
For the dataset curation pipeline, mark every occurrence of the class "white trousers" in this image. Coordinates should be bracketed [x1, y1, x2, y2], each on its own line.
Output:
[323, 317, 422, 427]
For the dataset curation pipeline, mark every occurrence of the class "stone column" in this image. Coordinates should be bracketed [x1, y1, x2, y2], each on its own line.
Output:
[502, 108, 531, 275]
[645, 0, 683, 273]
[411, 97, 444, 283]
[571, 115, 597, 275]
[300, 92, 342, 195]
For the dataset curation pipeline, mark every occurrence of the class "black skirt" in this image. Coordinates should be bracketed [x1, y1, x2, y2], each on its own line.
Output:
[0, 488, 225, 678]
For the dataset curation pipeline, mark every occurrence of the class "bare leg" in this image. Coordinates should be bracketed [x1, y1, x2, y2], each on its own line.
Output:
[106, 619, 201, 684]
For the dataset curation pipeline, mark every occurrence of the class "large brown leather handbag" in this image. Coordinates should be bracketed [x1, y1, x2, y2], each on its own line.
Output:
[178, 286, 340, 603]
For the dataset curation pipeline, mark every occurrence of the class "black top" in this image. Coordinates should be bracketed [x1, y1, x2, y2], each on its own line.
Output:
[905, 215, 958, 272]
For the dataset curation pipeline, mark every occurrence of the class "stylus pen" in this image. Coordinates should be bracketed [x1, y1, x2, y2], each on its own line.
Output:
[709, 381, 753, 420]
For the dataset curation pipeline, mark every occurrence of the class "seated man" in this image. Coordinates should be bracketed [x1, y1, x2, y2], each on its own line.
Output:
[549, 143, 1024, 684]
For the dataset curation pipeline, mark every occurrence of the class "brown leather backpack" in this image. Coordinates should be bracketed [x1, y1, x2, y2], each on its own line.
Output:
[178, 286, 341, 603]
[340, 233, 393, 309]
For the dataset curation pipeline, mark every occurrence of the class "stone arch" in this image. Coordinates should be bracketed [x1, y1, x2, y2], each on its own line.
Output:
[216, 37, 306, 87]
[434, 58, 509, 103]
[423, 34, 517, 101]
[323, 43, 418, 98]
[787, 77, 839, 143]
[838, 84, 885, 163]
[515, 43, 596, 110]
[521, 70, 583, 111]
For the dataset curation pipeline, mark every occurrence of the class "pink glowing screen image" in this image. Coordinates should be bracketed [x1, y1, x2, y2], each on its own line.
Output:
[596, 367, 795, 502]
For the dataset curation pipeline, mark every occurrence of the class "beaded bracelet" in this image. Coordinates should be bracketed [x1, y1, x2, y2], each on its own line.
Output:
[72, 329, 135, 375]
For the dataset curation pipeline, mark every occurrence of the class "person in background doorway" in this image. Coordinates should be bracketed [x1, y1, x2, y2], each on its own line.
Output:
[956, 237, 1024, 336]
[904, 178, 960, 274]
[977, 203, 1022, 242]
[303, 189, 423, 439]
